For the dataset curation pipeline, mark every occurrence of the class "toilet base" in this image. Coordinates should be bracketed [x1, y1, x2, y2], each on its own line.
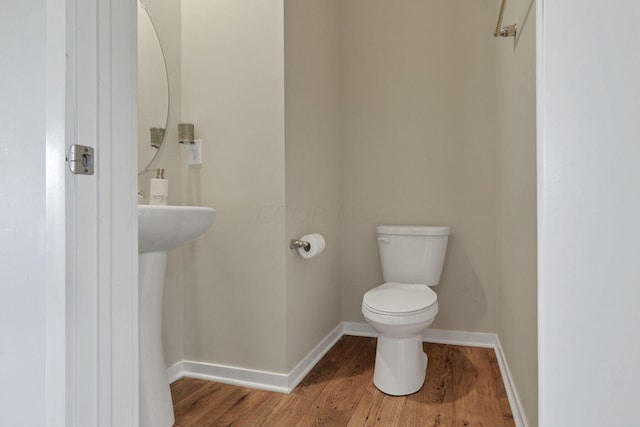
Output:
[373, 334, 427, 396]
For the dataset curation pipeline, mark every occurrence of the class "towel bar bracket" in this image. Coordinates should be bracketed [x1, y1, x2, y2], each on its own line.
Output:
[496, 23, 517, 38]
[494, 0, 517, 38]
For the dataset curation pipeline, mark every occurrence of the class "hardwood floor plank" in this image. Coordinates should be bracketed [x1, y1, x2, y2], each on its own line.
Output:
[475, 347, 512, 427]
[400, 343, 454, 427]
[230, 392, 288, 426]
[345, 382, 385, 427]
[170, 377, 208, 406]
[258, 392, 310, 426]
[170, 336, 515, 427]
[173, 380, 238, 426]
[451, 346, 507, 427]
[363, 393, 407, 427]
[487, 347, 516, 427]
[297, 336, 366, 399]
[258, 336, 370, 426]
[172, 380, 217, 419]
[199, 387, 274, 426]
[296, 337, 377, 426]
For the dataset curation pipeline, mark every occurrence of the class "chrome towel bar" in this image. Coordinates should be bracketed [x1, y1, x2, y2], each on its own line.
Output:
[494, 0, 517, 38]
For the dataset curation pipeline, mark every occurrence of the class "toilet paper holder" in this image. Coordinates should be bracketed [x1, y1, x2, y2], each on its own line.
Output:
[289, 238, 311, 251]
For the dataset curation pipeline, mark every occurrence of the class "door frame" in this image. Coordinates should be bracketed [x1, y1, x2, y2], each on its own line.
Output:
[46, 0, 138, 425]
[96, 0, 139, 424]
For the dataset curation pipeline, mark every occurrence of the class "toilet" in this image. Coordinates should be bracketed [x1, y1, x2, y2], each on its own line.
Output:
[362, 225, 450, 396]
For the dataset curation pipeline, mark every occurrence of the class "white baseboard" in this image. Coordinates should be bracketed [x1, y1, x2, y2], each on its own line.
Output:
[166, 361, 184, 384]
[342, 322, 496, 347]
[180, 360, 290, 393]
[422, 328, 497, 348]
[287, 323, 343, 391]
[167, 323, 343, 394]
[166, 322, 527, 426]
[341, 321, 377, 337]
[494, 335, 528, 427]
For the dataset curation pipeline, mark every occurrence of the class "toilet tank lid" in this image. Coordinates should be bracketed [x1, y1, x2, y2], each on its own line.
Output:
[377, 225, 450, 236]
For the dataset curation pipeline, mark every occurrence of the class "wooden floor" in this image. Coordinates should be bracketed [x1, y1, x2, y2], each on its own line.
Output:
[171, 336, 514, 426]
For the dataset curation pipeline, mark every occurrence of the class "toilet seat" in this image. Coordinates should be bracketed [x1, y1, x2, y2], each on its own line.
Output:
[363, 283, 437, 316]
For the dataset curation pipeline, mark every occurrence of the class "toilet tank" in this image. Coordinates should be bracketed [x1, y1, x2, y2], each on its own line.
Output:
[377, 225, 450, 286]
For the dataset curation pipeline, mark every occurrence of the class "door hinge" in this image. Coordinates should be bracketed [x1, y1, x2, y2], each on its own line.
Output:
[67, 144, 95, 175]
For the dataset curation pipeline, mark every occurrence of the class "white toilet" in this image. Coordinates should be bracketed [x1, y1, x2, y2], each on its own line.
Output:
[362, 225, 450, 396]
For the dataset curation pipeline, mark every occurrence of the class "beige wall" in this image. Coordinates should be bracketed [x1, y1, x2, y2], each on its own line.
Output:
[339, 0, 498, 333]
[180, 0, 288, 372]
[495, 0, 537, 425]
[149, 5, 538, 422]
[283, 0, 343, 370]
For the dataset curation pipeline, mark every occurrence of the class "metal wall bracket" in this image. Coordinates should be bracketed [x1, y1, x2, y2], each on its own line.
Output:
[494, 0, 517, 38]
[290, 239, 310, 250]
[68, 144, 95, 175]
[496, 23, 517, 38]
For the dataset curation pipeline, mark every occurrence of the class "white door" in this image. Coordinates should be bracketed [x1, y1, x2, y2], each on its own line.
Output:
[0, 1, 65, 426]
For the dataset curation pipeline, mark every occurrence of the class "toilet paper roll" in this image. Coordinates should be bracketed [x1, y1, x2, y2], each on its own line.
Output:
[298, 233, 325, 259]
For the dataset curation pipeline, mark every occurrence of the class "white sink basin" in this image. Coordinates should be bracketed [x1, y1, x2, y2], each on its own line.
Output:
[138, 205, 215, 253]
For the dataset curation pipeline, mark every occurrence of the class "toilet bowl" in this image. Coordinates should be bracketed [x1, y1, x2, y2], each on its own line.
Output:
[362, 225, 450, 396]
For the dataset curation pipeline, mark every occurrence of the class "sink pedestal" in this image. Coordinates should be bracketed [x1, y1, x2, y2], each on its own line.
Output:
[139, 251, 173, 427]
[137, 205, 215, 427]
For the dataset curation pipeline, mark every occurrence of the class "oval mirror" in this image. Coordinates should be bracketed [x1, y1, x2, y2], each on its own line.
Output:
[138, 1, 169, 173]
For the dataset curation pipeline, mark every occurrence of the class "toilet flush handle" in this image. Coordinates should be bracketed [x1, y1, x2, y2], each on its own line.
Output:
[377, 237, 391, 244]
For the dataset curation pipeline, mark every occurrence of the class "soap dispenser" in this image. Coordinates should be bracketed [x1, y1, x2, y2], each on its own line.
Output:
[149, 168, 168, 206]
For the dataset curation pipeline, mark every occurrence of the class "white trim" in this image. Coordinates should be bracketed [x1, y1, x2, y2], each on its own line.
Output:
[180, 361, 290, 393]
[166, 361, 184, 385]
[66, 0, 139, 425]
[286, 323, 343, 391]
[422, 329, 496, 348]
[536, 1, 546, 426]
[65, 0, 138, 423]
[341, 321, 378, 337]
[494, 336, 528, 427]
[342, 323, 497, 348]
[101, 0, 139, 424]
[70, 0, 100, 423]
[168, 324, 343, 393]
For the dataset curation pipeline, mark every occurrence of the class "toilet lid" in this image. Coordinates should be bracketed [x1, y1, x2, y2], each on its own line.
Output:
[363, 283, 437, 315]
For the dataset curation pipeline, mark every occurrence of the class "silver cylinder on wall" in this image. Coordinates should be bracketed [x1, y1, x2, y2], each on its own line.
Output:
[178, 122, 195, 144]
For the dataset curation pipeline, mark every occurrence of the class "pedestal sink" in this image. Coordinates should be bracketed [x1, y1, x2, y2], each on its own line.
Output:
[138, 205, 215, 427]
